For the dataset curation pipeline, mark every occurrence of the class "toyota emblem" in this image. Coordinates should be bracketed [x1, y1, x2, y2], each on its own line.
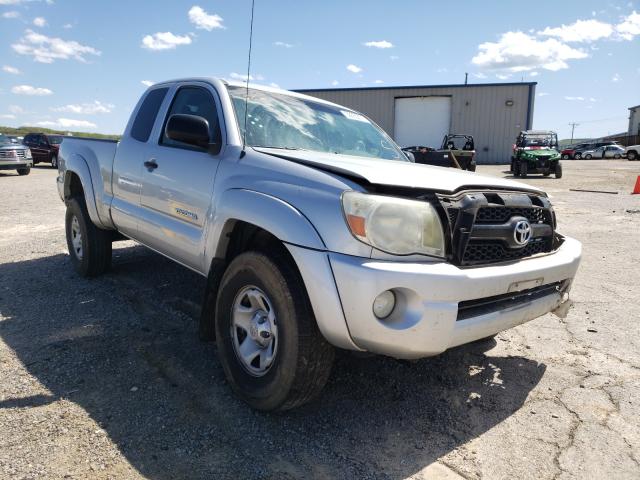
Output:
[513, 219, 532, 246]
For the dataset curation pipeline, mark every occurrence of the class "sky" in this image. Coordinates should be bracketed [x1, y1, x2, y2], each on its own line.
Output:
[0, 0, 639, 140]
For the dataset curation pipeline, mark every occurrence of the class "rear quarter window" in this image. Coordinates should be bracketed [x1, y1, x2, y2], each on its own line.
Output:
[131, 87, 169, 142]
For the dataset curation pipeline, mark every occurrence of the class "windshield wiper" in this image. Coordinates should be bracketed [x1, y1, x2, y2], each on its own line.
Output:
[252, 145, 306, 151]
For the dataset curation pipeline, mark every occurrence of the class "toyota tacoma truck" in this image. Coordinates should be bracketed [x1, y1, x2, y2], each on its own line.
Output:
[57, 78, 581, 411]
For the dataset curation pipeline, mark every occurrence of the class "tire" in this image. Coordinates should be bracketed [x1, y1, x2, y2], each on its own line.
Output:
[585, 154, 592, 160]
[520, 161, 528, 177]
[562, 154, 569, 160]
[65, 196, 112, 277]
[555, 162, 563, 179]
[215, 251, 334, 411]
[575, 153, 582, 160]
[17, 167, 30, 176]
[468, 162, 476, 172]
[628, 151, 637, 161]
[543, 170, 551, 177]
[51, 155, 58, 169]
[510, 159, 515, 173]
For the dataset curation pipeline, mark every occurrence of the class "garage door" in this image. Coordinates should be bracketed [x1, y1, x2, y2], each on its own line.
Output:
[393, 96, 452, 148]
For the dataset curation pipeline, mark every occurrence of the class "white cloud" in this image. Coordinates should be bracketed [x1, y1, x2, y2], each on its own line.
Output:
[564, 96, 585, 101]
[52, 100, 114, 114]
[529, 71, 539, 77]
[3, 65, 21, 74]
[12, 29, 100, 63]
[8, 105, 25, 114]
[346, 64, 362, 73]
[63, 23, 72, 29]
[33, 16, 46, 27]
[188, 6, 224, 31]
[142, 32, 192, 51]
[36, 118, 97, 129]
[472, 31, 587, 72]
[274, 41, 293, 48]
[436, 67, 448, 73]
[373, 79, 384, 84]
[11, 84, 52, 95]
[589, 97, 597, 102]
[538, 19, 613, 42]
[0, 114, 16, 119]
[363, 40, 393, 49]
[612, 73, 620, 82]
[537, 92, 550, 97]
[229, 72, 264, 82]
[616, 11, 640, 40]
[331, 80, 339, 86]
[2, 10, 19, 18]
[269, 82, 280, 88]
[472, 72, 487, 79]
[389, 55, 399, 61]
[496, 73, 512, 80]
[141, 80, 154, 87]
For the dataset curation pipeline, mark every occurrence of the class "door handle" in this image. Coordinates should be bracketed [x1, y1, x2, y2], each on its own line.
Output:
[144, 159, 158, 170]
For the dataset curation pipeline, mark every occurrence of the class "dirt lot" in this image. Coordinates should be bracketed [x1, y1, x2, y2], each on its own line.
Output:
[1, 160, 639, 479]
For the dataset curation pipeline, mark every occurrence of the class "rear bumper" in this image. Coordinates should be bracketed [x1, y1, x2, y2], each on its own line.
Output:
[328, 237, 581, 359]
[0, 159, 33, 170]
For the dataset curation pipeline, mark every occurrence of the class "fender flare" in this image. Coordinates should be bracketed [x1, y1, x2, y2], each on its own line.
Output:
[206, 188, 326, 265]
[63, 153, 109, 229]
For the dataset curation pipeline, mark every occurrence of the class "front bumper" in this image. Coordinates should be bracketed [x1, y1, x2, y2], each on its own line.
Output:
[0, 159, 33, 170]
[328, 237, 581, 359]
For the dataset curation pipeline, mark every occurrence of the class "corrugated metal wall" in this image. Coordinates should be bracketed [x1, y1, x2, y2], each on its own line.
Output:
[297, 83, 535, 164]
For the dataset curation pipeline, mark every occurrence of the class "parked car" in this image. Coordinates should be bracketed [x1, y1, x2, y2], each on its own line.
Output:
[581, 145, 626, 159]
[561, 142, 591, 159]
[57, 79, 582, 411]
[402, 134, 477, 171]
[573, 141, 619, 159]
[625, 144, 639, 161]
[511, 130, 562, 177]
[23, 133, 64, 168]
[0, 133, 33, 175]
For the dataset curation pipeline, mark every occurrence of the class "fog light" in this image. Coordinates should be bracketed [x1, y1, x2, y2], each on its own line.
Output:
[373, 290, 396, 319]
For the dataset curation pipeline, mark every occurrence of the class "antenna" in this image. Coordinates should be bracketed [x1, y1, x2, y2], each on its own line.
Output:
[241, 0, 256, 155]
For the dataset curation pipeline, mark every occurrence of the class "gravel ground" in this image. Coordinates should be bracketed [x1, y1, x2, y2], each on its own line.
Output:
[0, 160, 639, 479]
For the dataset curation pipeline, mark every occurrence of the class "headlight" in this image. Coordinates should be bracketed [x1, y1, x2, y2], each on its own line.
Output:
[342, 191, 445, 257]
[25, 149, 32, 159]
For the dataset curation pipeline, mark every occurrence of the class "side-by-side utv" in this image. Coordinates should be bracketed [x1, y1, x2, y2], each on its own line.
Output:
[511, 130, 562, 178]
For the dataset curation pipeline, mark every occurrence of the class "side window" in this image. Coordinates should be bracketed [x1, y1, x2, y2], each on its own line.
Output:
[24, 134, 32, 145]
[161, 87, 222, 150]
[131, 87, 169, 142]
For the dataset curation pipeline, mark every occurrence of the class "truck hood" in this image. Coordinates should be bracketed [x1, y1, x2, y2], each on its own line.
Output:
[0, 144, 28, 151]
[254, 147, 542, 194]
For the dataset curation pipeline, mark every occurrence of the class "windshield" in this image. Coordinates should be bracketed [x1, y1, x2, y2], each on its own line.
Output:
[228, 86, 405, 161]
[522, 134, 555, 147]
[0, 135, 10, 145]
[48, 135, 63, 144]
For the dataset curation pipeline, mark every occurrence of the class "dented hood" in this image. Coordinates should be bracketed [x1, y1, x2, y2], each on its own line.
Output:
[255, 147, 543, 194]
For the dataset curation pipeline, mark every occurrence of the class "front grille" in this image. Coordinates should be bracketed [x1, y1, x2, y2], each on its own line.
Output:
[457, 281, 565, 321]
[437, 191, 558, 266]
[476, 206, 546, 224]
[0, 150, 26, 159]
[462, 238, 551, 265]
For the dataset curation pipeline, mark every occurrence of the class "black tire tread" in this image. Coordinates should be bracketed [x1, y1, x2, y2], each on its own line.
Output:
[66, 196, 112, 277]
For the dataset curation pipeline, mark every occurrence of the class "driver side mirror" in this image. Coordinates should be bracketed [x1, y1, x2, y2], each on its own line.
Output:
[166, 114, 218, 153]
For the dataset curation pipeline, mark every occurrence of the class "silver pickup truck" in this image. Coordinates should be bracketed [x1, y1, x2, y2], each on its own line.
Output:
[57, 78, 582, 411]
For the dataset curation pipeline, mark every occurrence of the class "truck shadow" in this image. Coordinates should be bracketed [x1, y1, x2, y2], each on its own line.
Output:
[0, 245, 545, 479]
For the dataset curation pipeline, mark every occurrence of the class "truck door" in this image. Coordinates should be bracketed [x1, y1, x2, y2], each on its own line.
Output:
[111, 86, 170, 238]
[137, 84, 224, 272]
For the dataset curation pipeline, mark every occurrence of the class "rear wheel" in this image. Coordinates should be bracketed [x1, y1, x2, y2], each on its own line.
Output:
[585, 154, 592, 159]
[561, 154, 569, 160]
[17, 167, 30, 176]
[628, 151, 637, 161]
[215, 251, 334, 411]
[575, 152, 582, 159]
[555, 162, 563, 178]
[65, 197, 112, 277]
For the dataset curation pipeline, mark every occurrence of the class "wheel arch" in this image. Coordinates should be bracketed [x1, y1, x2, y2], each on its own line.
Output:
[62, 154, 108, 229]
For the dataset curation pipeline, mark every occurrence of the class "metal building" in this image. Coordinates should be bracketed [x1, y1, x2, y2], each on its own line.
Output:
[297, 82, 536, 164]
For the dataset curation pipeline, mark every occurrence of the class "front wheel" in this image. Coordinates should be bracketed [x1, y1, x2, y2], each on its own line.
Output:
[562, 154, 569, 160]
[555, 162, 563, 178]
[575, 152, 582, 159]
[520, 161, 528, 177]
[215, 251, 334, 411]
[17, 167, 30, 176]
[628, 151, 637, 161]
[65, 197, 112, 277]
[585, 154, 592, 159]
